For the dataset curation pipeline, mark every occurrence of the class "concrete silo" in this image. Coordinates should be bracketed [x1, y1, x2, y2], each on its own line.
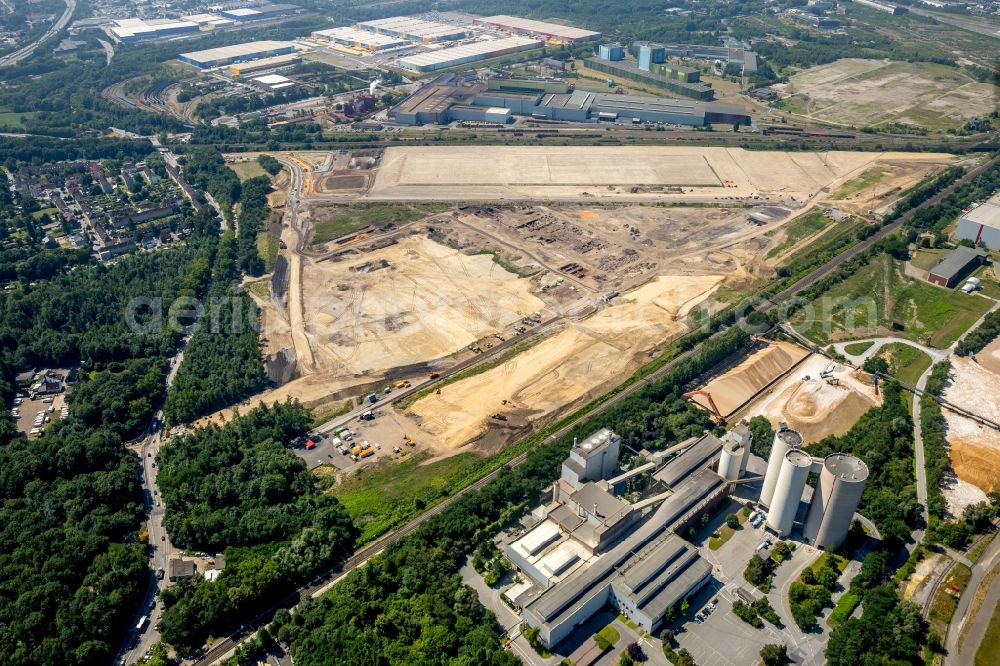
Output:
[718, 422, 751, 481]
[759, 422, 803, 509]
[766, 449, 813, 537]
[803, 454, 869, 549]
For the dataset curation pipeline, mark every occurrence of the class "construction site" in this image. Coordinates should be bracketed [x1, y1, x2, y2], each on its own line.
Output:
[211, 147, 962, 467]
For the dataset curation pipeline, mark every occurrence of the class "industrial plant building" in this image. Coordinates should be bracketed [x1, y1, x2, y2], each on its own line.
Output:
[586, 41, 716, 100]
[472, 15, 601, 43]
[759, 423, 869, 548]
[227, 53, 300, 76]
[109, 18, 199, 42]
[250, 74, 296, 92]
[851, 0, 909, 13]
[502, 416, 871, 648]
[390, 75, 750, 126]
[356, 16, 467, 43]
[658, 43, 758, 75]
[311, 26, 410, 52]
[179, 41, 297, 69]
[955, 193, 1000, 250]
[397, 36, 542, 73]
[505, 428, 728, 647]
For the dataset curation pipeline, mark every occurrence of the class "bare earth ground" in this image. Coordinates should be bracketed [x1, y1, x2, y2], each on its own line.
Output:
[690, 341, 810, 418]
[745, 354, 880, 443]
[407, 274, 724, 449]
[824, 161, 947, 215]
[779, 59, 999, 130]
[302, 235, 545, 376]
[366, 146, 954, 202]
[942, 356, 1000, 511]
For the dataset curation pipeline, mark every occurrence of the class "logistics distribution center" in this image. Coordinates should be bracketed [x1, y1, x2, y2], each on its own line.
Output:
[955, 192, 1000, 250]
[390, 75, 750, 127]
[502, 421, 867, 648]
[472, 15, 602, 43]
[398, 37, 543, 73]
[179, 41, 297, 69]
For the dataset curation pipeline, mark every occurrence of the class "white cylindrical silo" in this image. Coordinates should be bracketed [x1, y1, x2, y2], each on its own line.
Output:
[759, 423, 803, 508]
[803, 454, 869, 549]
[718, 440, 742, 480]
[766, 449, 813, 536]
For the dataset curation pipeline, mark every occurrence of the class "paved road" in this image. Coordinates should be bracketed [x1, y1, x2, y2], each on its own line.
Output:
[0, 0, 74, 67]
[946, 533, 1000, 663]
[190, 151, 1000, 666]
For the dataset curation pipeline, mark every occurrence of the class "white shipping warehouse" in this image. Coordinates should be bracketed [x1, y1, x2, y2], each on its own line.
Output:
[311, 26, 410, 51]
[178, 40, 298, 68]
[251, 74, 296, 91]
[357, 16, 467, 43]
[110, 18, 200, 42]
[955, 193, 1000, 250]
[398, 36, 542, 73]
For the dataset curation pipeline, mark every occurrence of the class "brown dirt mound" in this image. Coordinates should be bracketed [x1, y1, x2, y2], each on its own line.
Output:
[780, 379, 875, 442]
[950, 440, 1000, 493]
[979, 336, 1000, 376]
[694, 341, 810, 417]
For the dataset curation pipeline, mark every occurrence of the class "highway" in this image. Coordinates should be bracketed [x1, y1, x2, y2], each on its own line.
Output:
[0, 0, 75, 67]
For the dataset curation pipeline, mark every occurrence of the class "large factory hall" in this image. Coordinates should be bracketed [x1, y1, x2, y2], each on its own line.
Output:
[500, 422, 868, 648]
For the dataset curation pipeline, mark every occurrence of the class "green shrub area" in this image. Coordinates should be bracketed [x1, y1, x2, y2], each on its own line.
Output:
[789, 553, 846, 630]
[956, 310, 1000, 357]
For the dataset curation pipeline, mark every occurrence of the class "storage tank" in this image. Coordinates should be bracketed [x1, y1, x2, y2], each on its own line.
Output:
[718, 439, 743, 480]
[803, 454, 869, 549]
[766, 449, 813, 536]
[759, 423, 803, 508]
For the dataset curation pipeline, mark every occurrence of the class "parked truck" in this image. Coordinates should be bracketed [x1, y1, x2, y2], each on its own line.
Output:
[367, 392, 378, 404]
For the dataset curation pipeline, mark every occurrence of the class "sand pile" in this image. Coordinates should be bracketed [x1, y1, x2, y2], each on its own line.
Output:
[408, 275, 723, 449]
[779, 379, 876, 442]
[942, 356, 1000, 495]
[693, 341, 810, 417]
[978, 336, 1000, 376]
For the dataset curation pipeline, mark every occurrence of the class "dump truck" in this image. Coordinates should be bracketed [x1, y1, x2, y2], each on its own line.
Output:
[359, 447, 375, 458]
[360, 410, 375, 421]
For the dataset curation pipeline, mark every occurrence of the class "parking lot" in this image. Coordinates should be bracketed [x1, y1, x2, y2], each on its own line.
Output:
[11, 390, 67, 437]
[292, 406, 431, 473]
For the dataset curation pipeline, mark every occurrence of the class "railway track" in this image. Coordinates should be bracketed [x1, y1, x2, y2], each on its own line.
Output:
[189, 153, 999, 666]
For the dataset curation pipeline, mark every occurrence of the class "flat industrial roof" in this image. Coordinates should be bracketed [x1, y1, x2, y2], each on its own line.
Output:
[253, 74, 291, 84]
[654, 434, 723, 487]
[314, 26, 409, 47]
[358, 16, 467, 39]
[929, 245, 989, 280]
[961, 193, 1000, 230]
[399, 36, 541, 68]
[180, 40, 296, 62]
[474, 15, 600, 41]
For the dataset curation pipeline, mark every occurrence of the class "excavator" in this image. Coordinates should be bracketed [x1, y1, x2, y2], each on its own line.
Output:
[683, 389, 726, 425]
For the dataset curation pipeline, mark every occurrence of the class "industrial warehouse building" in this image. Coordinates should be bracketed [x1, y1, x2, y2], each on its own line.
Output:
[586, 41, 717, 101]
[219, 4, 302, 21]
[311, 26, 410, 51]
[502, 418, 869, 648]
[356, 16, 467, 43]
[955, 193, 1000, 250]
[472, 15, 601, 43]
[179, 41, 297, 69]
[250, 74, 296, 91]
[109, 18, 199, 42]
[227, 53, 300, 76]
[658, 43, 758, 75]
[390, 76, 750, 127]
[927, 246, 990, 288]
[397, 36, 542, 73]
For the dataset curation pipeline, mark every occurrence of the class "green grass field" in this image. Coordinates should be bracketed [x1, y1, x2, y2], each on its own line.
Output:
[31, 207, 58, 220]
[791, 254, 993, 348]
[257, 231, 279, 273]
[877, 343, 932, 387]
[245, 279, 269, 300]
[909, 248, 950, 272]
[311, 203, 448, 246]
[228, 160, 267, 182]
[0, 110, 37, 129]
[708, 511, 748, 550]
[843, 341, 874, 356]
[975, 601, 1000, 666]
[830, 168, 890, 200]
[330, 451, 481, 542]
[767, 208, 832, 259]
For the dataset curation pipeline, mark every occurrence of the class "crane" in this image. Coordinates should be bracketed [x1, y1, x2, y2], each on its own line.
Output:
[683, 389, 726, 425]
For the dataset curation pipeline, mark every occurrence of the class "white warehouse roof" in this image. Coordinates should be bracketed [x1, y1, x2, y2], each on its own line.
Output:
[474, 15, 601, 41]
[253, 74, 291, 84]
[399, 36, 541, 69]
[961, 193, 1000, 230]
[180, 40, 296, 63]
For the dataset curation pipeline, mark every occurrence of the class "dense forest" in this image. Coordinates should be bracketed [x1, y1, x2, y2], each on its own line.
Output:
[157, 402, 356, 652]
[0, 238, 222, 664]
[235, 175, 272, 276]
[163, 232, 267, 423]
